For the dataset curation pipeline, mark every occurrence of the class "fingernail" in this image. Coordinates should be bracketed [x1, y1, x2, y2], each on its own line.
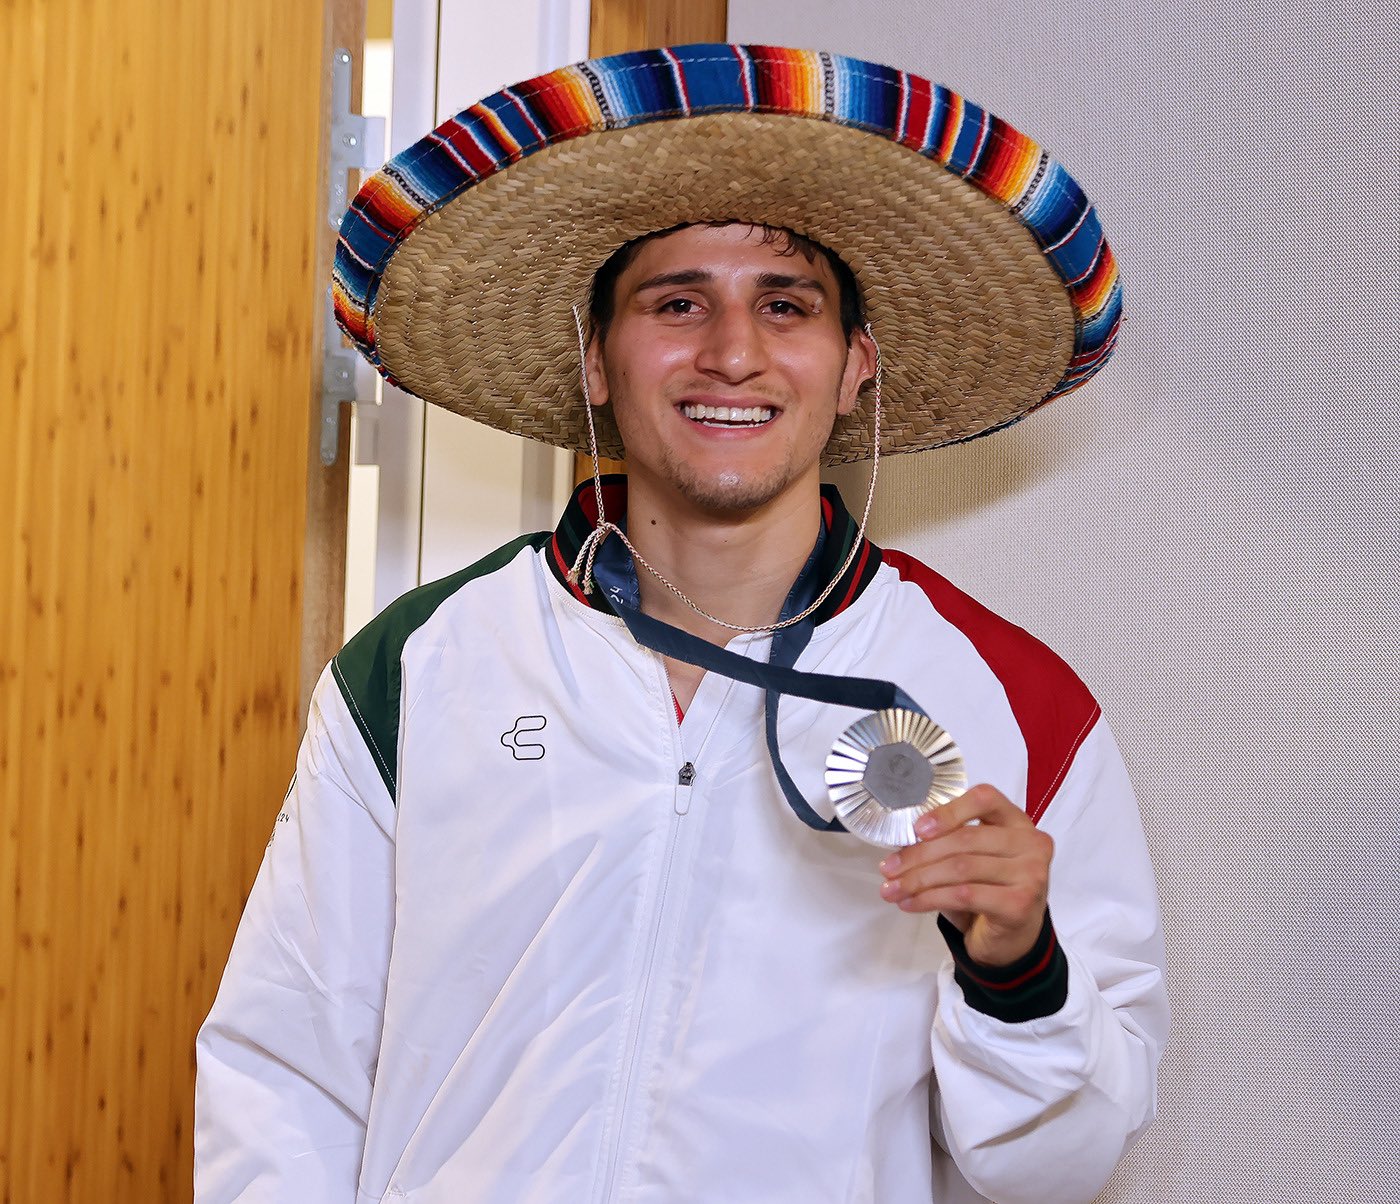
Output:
[914, 815, 939, 838]
[880, 854, 900, 875]
[880, 879, 901, 899]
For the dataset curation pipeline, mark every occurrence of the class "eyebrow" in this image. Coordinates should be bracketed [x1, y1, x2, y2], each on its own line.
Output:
[631, 269, 830, 295]
[755, 272, 829, 295]
[633, 269, 713, 292]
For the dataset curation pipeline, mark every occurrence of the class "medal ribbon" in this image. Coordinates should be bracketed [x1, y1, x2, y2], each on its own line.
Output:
[611, 600, 925, 831]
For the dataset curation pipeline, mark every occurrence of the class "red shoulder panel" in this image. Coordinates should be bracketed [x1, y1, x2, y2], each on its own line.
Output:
[880, 550, 1101, 823]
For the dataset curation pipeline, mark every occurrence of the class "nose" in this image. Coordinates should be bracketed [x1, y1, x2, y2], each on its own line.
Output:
[694, 303, 765, 383]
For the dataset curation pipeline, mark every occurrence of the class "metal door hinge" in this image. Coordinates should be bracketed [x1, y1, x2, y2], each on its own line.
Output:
[327, 48, 386, 230]
[322, 291, 383, 466]
[322, 48, 386, 466]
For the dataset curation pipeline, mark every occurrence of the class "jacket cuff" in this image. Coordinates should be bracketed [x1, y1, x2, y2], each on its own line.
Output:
[937, 909, 1069, 1023]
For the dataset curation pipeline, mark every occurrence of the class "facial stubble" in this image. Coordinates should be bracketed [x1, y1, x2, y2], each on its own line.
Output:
[612, 356, 853, 518]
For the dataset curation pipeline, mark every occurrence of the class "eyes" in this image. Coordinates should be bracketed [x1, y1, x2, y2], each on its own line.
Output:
[657, 297, 697, 315]
[654, 295, 811, 319]
[763, 298, 806, 317]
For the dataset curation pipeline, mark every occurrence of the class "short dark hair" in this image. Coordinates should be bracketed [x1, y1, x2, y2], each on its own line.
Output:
[588, 222, 866, 343]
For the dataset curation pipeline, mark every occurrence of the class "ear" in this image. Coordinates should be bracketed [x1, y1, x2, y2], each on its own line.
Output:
[584, 334, 611, 409]
[836, 327, 877, 417]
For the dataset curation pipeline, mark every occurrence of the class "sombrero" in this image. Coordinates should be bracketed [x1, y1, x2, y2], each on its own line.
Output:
[332, 44, 1121, 465]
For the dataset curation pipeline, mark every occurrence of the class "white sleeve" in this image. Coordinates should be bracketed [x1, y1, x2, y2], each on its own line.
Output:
[930, 716, 1170, 1204]
[194, 669, 397, 1203]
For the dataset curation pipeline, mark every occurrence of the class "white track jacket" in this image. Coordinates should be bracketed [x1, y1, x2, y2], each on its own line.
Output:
[196, 482, 1168, 1204]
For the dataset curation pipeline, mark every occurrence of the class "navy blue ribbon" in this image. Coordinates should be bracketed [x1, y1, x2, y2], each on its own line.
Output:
[612, 602, 925, 832]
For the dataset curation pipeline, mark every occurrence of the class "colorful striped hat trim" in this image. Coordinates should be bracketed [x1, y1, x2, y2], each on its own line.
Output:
[332, 44, 1121, 462]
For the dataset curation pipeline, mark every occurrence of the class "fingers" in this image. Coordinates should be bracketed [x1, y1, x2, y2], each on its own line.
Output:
[880, 867, 1048, 921]
[878, 787, 1046, 881]
[878, 784, 1052, 920]
[879, 838, 1049, 914]
[913, 783, 1031, 839]
[882, 842, 1029, 896]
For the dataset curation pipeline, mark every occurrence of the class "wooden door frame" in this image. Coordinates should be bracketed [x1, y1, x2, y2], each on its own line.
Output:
[299, 0, 372, 715]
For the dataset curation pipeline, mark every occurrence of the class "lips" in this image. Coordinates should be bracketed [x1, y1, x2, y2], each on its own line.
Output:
[679, 402, 776, 427]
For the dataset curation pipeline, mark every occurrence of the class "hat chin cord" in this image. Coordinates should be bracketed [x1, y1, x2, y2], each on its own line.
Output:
[566, 305, 883, 636]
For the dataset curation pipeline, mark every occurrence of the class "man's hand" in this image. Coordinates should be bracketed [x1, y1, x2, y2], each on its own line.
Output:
[878, 784, 1053, 967]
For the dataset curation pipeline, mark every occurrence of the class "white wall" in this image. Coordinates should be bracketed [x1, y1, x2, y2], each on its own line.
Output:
[352, 0, 584, 629]
[416, 0, 581, 588]
[729, 2, 1400, 1201]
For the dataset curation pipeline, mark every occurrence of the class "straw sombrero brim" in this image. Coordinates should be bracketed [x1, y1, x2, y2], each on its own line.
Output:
[333, 45, 1122, 465]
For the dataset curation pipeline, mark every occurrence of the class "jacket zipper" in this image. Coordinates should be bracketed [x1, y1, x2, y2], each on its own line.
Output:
[597, 744, 696, 1199]
[674, 761, 695, 814]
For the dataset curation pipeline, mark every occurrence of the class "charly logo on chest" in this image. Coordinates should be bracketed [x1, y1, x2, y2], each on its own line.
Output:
[500, 714, 548, 760]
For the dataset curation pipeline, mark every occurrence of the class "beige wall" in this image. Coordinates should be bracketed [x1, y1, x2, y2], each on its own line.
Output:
[0, 0, 354, 1197]
[732, 3, 1400, 1200]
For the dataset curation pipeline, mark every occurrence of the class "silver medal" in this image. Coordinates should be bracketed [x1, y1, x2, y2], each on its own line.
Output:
[825, 708, 967, 847]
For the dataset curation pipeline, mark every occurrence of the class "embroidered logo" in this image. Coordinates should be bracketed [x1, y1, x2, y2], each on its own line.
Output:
[501, 715, 547, 760]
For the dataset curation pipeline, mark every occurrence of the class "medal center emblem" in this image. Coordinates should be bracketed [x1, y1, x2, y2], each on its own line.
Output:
[862, 740, 935, 809]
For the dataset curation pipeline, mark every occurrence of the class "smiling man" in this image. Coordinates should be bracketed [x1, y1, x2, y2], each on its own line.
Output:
[196, 46, 1168, 1204]
[583, 222, 877, 707]
[588, 223, 872, 517]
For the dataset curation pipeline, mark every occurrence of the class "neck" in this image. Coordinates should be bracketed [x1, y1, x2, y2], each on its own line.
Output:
[620, 471, 822, 645]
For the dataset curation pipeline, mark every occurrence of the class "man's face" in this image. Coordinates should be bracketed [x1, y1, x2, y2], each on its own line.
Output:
[585, 224, 875, 516]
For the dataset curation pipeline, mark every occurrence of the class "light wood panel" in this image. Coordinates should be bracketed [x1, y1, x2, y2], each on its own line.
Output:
[574, 0, 729, 488]
[590, 0, 729, 50]
[0, 0, 355, 1197]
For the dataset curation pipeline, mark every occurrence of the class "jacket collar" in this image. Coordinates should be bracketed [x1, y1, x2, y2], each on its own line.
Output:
[543, 475, 882, 628]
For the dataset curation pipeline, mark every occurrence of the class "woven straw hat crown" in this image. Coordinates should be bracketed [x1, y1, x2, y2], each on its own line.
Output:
[333, 44, 1121, 464]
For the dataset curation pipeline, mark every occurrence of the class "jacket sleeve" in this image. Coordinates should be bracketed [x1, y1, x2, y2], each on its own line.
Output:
[194, 667, 397, 1202]
[929, 715, 1170, 1204]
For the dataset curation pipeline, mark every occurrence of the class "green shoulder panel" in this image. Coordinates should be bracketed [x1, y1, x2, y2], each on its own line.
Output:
[330, 532, 550, 801]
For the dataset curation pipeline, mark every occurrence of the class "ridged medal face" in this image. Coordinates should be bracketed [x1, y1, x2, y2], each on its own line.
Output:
[825, 709, 967, 847]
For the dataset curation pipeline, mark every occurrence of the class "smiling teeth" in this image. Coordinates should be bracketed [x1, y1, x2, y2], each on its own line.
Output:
[681, 403, 776, 425]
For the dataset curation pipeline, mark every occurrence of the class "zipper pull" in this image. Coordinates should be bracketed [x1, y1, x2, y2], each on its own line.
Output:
[675, 762, 696, 815]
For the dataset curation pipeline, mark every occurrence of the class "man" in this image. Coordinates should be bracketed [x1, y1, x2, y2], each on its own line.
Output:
[197, 45, 1167, 1203]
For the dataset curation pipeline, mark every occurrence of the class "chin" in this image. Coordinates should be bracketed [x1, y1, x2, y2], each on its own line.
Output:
[668, 464, 797, 516]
